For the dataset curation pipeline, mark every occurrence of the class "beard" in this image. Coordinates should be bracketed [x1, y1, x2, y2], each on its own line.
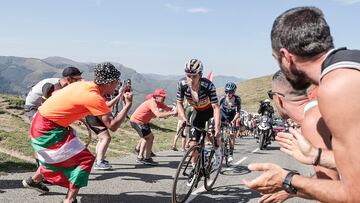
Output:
[279, 63, 312, 90]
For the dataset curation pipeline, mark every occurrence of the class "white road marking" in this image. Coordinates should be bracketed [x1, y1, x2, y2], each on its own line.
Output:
[252, 148, 259, 153]
[186, 155, 249, 202]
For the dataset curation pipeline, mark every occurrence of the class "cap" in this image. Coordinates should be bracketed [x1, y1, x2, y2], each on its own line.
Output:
[153, 88, 167, 97]
[62, 66, 82, 77]
[94, 62, 121, 85]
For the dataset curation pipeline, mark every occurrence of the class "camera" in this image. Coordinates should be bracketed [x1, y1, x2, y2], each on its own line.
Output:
[123, 79, 131, 93]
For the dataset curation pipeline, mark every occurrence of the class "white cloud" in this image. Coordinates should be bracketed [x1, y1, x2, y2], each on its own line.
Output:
[165, 3, 181, 12]
[331, 0, 360, 5]
[187, 8, 209, 14]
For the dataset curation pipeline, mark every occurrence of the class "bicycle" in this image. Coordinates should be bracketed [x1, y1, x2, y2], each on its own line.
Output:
[221, 122, 234, 167]
[172, 124, 223, 203]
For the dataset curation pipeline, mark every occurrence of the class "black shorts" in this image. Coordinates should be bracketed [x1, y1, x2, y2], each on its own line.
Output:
[130, 121, 152, 137]
[85, 115, 108, 135]
[189, 108, 213, 141]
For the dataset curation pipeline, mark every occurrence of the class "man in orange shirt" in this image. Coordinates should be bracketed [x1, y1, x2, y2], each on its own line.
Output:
[130, 88, 177, 165]
[23, 62, 132, 203]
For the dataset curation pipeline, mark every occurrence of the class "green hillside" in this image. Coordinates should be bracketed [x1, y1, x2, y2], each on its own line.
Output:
[218, 75, 272, 113]
[0, 75, 273, 173]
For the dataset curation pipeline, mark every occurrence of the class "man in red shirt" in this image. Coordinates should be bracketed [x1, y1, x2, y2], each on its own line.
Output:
[130, 88, 177, 165]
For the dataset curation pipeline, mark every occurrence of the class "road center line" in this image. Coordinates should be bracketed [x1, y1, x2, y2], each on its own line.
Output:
[186, 156, 249, 202]
[252, 148, 259, 153]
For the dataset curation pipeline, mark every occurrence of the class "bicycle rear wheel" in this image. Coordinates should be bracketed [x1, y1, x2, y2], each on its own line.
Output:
[172, 145, 201, 203]
[204, 147, 223, 190]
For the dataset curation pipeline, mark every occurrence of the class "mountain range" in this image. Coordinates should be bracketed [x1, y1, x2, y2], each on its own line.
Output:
[0, 56, 244, 107]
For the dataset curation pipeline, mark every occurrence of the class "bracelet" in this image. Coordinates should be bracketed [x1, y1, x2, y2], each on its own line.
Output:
[313, 148, 322, 166]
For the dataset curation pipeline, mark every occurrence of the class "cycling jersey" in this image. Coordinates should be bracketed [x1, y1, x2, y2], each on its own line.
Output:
[177, 77, 218, 141]
[176, 77, 218, 111]
[320, 47, 360, 80]
[219, 95, 241, 122]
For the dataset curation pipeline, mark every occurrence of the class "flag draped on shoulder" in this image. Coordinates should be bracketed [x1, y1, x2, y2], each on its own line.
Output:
[30, 112, 95, 189]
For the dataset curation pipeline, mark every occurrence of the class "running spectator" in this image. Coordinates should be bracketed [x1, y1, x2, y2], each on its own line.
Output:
[22, 62, 132, 203]
[130, 88, 177, 165]
[23, 66, 83, 192]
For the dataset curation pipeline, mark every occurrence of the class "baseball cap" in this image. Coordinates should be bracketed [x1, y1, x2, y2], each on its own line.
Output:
[153, 88, 167, 97]
[62, 66, 82, 77]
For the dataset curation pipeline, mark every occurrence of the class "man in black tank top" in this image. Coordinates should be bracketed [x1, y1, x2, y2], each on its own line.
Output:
[244, 7, 360, 202]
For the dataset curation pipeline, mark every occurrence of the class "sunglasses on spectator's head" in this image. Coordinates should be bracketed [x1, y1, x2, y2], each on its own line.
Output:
[267, 90, 285, 100]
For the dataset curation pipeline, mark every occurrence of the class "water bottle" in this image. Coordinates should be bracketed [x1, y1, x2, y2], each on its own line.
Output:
[203, 148, 210, 166]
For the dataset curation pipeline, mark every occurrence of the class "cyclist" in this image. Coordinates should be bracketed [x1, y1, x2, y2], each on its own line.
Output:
[176, 59, 222, 170]
[219, 82, 241, 163]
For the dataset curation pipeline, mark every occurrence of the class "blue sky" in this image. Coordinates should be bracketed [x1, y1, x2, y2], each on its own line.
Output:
[1, 0, 359, 79]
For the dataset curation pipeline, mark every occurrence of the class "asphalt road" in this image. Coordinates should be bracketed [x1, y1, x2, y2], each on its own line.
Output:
[0, 136, 314, 203]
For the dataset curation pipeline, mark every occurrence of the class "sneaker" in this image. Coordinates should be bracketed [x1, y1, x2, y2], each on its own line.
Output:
[171, 146, 178, 151]
[132, 148, 140, 155]
[180, 148, 186, 152]
[94, 160, 112, 170]
[136, 157, 144, 163]
[42, 178, 53, 185]
[212, 148, 222, 170]
[141, 158, 158, 166]
[22, 177, 49, 194]
[150, 152, 156, 157]
[228, 155, 234, 163]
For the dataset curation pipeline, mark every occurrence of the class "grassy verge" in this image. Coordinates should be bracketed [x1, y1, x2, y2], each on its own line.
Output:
[0, 152, 36, 176]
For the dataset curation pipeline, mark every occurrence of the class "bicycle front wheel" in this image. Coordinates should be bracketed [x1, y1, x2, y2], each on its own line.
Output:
[204, 148, 223, 191]
[172, 145, 201, 203]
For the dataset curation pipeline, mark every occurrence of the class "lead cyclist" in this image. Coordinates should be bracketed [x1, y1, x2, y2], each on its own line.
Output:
[176, 59, 222, 170]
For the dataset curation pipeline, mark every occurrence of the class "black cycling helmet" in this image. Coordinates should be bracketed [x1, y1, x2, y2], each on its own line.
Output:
[225, 82, 237, 93]
[184, 59, 203, 74]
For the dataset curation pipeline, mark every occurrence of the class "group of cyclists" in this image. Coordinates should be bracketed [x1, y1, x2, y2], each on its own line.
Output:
[21, 56, 246, 202]
[20, 5, 360, 203]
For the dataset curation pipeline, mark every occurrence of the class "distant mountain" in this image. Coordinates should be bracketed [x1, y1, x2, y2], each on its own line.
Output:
[0, 56, 181, 109]
[143, 73, 244, 89]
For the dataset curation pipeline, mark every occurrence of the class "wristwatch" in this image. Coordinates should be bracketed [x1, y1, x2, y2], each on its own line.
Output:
[282, 171, 300, 194]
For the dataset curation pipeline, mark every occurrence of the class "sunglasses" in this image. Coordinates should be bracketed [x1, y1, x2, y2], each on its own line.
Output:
[225, 90, 235, 95]
[267, 90, 285, 100]
[186, 74, 199, 79]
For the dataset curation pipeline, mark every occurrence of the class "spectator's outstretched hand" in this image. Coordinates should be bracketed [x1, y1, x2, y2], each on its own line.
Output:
[276, 128, 317, 165]
[258, 190, 291, 203]
[243, 163, 288, 194]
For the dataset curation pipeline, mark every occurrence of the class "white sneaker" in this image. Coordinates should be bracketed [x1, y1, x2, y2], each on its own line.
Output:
[228, 155, 234, 163]
[212, 147, 222, 170]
